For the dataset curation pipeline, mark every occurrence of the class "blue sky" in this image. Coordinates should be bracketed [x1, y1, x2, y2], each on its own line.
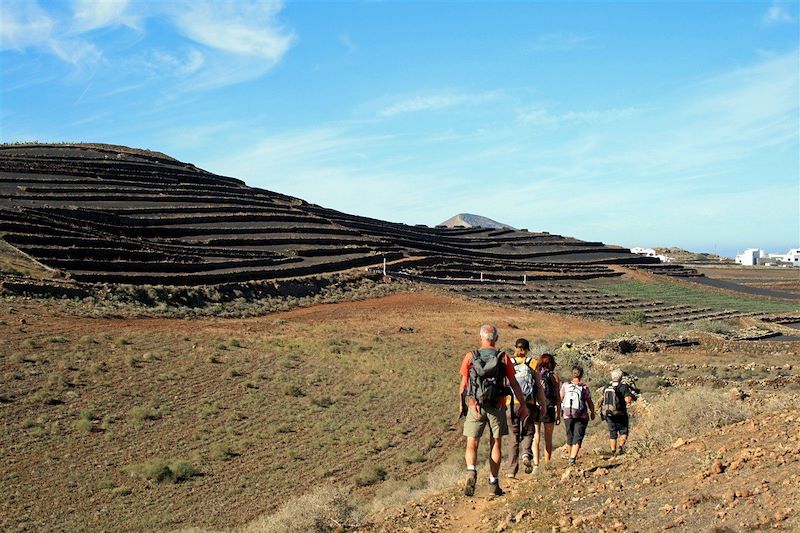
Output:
[1, 1, 798, 257]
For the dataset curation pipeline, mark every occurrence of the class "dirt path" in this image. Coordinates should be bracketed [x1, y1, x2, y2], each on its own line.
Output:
[364, 408, 800, 532]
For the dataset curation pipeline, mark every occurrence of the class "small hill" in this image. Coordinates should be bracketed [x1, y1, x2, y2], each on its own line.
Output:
[654, 246, 733, 263]
[438, 213, 515, 229]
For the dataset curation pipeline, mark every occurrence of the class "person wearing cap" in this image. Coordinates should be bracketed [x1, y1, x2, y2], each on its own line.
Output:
[505, 338, 547, 478]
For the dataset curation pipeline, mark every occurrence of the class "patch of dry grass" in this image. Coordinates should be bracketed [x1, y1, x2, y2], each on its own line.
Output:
[242, 486, 365, 533]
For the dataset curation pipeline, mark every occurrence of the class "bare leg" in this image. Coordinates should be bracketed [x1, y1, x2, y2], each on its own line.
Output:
[544, 423, 555, 461]
[532, 422, 542, 465]
[609, 438, 617, 453]
[570, 443, 581, 460]
[489, 436, 503, 478]
[618, 434, 627, 449]
[465, 436, 479, 468]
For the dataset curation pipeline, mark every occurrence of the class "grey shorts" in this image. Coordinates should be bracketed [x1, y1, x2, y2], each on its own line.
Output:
[463, 405, 509, 438]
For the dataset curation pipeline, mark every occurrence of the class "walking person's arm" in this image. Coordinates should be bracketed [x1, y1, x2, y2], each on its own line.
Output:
[553, 374, 562, 424]
[458, 353, 470, 417]
[586, 389, 596, 421]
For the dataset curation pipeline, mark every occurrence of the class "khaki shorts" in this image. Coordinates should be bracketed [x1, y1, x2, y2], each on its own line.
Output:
[463, 405, 509, 438]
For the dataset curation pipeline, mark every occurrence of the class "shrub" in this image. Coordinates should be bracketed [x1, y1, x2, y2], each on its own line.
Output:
[311, 396, 334, 408]
[210, 443, 236, 461]
[47, 336, 68, 344]
[284, 385, 305, 397]
[692, 319, 734, 335]
[75, 418, 94, 434]
[243, 486, 364, 533]
[128, 406, 159, 424]
[228, 338, 242, 348]
[114, 337, 132, 346]
[620, 311, 647, 326]
[354, 464, 387, 487]
[124, 459, 198, 484]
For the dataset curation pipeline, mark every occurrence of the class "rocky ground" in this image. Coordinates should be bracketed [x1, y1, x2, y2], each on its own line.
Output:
[361, 405, 800, 532]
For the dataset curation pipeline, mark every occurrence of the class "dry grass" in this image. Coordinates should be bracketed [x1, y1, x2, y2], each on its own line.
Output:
[242, 486, 365, 533]
[627, 387, 750, 458]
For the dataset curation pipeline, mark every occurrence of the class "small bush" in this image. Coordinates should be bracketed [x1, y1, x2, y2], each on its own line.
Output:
[75, 418, 94, 434]
[311, 396, 334, 408]
[227, 368, 242, 378]
[128, 406, 159, 424]
[79, 409, 97, 421]
[692, 319, 734, 335]
[354, 464, 387, 487]
[114, 337, 132, 346]
[47, 336, 68, 344]
[125, 459, 198, 484]
[210, 443, 236, 461]
[284, 385, 305, 397]
[228, 338, 242, 348]
[244, 486, 364, 533]
[620, 311, 647, 326]
[125, 355, 138, 368]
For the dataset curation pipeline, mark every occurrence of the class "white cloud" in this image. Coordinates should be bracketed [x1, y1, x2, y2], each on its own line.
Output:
[380, 92, 499, 117]
[170, 0, 293, 61]
[339, 32, 356, 53]
[530, 32, 594, 51]
[1, 0, 293, 88]
[0, 0, 101, 66]
[0, 1, 54, 50]
[762, 1, 796, 24]
[516, 106, 639, 126]
[71, 0, 140, 32]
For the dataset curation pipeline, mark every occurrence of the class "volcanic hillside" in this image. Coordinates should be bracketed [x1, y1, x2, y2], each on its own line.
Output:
[0, 143, 655, 288]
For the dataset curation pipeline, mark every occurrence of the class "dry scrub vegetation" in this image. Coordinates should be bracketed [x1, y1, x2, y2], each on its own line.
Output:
[2, 287, 798, 532]
[1, 290, 630, 532]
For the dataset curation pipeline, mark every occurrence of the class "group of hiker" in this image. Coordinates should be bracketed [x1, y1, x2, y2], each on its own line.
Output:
[458, 324, 635, 497]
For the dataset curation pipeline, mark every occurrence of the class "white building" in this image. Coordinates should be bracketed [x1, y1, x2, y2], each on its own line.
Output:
[767, 248, 800, 266]
[735, 248, 761, 266]
[630, 247, 657, 257]
[630, 247, 673, 263]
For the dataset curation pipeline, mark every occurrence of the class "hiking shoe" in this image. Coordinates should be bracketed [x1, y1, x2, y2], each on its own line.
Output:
[505, 473, 516, 479]
[488, 480, 505, 497]
[618, 446, 625, 456]
[522, 456, 533, 474]
[531, 465, 539, 475]
[463, 470, 477, 496]
[568, 457, 576, 465]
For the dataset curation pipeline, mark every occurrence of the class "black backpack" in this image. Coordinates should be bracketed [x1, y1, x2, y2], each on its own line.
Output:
[467, 350, 508, 408]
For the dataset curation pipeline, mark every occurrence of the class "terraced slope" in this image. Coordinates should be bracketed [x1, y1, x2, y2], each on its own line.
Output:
[444, 282, 760, 324]
[0, 143, 656, 287]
